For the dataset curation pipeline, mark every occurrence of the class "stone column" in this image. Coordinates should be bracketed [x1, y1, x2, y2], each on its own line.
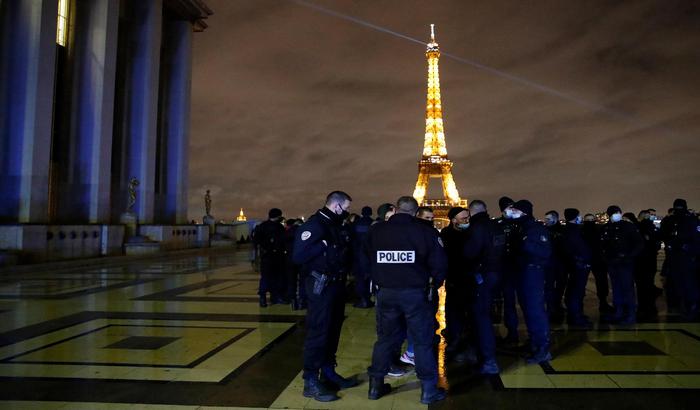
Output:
[0, 0, 57, 223]
[122, 0, 162, 224]
[63, 0, 119, 223]
[156, 20, 192, 224]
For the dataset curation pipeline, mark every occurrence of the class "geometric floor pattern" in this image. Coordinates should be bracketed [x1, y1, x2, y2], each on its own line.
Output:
[0, 247, 698, 409]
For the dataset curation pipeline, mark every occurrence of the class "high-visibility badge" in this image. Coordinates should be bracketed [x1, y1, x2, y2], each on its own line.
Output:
[377, 250, 415, 263]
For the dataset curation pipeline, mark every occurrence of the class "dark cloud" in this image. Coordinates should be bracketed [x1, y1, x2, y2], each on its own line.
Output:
[189, 0, 700, 221]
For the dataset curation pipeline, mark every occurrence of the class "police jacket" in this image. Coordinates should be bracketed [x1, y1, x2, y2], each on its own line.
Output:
[660, 211, 700, 255]
[366, 213, 447, 289]
[637, 219, 660, 258]
[546, 223, 566, 267]
[562, 223, 592, 269]
[494, 216, 522, 267]
[351, 215, 373, 274]
[582, 221, 605, 265]
[292, 208, 352, 276]
[253, 219, 286, 258]
[601, 220, 643, 263]
[463, 212, 505, 275]
[440, 225, 470, 285]
[514, 216, 553, 267]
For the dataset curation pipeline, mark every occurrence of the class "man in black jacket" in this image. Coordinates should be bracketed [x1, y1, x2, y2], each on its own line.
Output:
[366, 196, 448, 404]
[463, 200, 505, 374]
[582, 213, 613, 313]
[635, 209, 661, 320]
[253, 208, 286, 307]
[601, 205, 644, 325]
[562, 208, 592, 327]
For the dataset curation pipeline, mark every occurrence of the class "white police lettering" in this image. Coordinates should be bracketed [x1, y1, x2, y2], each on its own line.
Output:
[301, 231, 312, 241]
[376, 250, 416, 264]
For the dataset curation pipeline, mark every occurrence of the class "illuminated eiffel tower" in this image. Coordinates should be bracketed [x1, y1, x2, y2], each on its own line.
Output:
[412, 24, 467, 227]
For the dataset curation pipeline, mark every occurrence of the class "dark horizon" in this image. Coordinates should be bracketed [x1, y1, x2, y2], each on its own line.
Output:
[188, 0, 700, 221]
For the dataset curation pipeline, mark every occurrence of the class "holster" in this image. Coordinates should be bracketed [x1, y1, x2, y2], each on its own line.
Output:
[310, 271, 329, 296]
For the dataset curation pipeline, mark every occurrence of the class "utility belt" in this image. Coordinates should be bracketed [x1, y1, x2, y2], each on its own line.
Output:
[309, 270, 343, 295]
[374, 277, 436, 303]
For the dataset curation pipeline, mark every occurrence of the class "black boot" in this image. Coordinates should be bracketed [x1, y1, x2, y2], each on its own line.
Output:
[420, 380, 446, 404]
[259, 295, 267, 308]
[321, 366, 359, 389]
[303, 377, 339, 402]
[368, 376, 391, 400]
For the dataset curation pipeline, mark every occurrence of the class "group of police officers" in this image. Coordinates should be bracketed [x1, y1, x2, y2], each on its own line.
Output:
[251, 191, 700, 404]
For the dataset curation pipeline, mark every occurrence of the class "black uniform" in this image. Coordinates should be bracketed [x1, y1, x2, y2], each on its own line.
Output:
[545, 222, 567, 319]
[495, 216, 522, 339]
[601, 220, 643, 323]
[293, 207, 352, 381]
[252, 219, 286, 303]
[462, 212, 505, 364]
[352, 215, 374, 305]
[562, 222, 592, 323]
[660, 210, 700, 320]
[284, 224, 305, 307]
[440, 226, 471, 352]
[366, 213, 447, 383]
[635, 218, 661, 318]
[582, 221, 610, 310]
[513, 216, 552, 356]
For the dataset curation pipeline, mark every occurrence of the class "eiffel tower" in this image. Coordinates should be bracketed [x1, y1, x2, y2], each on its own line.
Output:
[412, 24, 467, 227]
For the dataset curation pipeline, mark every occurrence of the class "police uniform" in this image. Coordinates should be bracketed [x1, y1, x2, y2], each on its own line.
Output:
[462, 211, 505, 370]
[660, 206, 700, 320]
[513, 213, 552, 362]
[366, 212, 447, 402]
[495, 215, 522, 340]
[562, 222, 592, 325]
[252, 219, 286, 305]
[351, 214, 374, 307]
[292, 207, 354, 394]
[545, 222, 567, 320]
[601, 219, 643, 324]
[440, 225, 470, 352]
[583, 221, 611, 311]
[635, 218, 661, 318]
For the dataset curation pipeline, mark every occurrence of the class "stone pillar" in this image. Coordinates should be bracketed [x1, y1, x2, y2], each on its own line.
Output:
[62, 0, 119, 223]
[156, 20, 192, 224]
[0, 0, 57, 223]
[122, 0, 162, 224]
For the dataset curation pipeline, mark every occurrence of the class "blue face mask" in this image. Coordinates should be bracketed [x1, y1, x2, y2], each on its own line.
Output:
[610, 213, 622, 223]
[457, 223, 470, 230]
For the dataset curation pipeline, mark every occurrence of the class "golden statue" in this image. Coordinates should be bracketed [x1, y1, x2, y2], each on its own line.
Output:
[127, 177, 139, 213]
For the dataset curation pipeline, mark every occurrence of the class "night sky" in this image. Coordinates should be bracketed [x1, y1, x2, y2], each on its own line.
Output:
[188, 0, 699, 221]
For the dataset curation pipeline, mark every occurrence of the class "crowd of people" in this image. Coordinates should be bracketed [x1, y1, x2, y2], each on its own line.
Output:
[251, 192, 700, 404]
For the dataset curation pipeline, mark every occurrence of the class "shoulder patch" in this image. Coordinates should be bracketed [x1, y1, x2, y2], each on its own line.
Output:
[437, 237, 444, 248]
[301, 231, 312, 241]
[540, 235, 548, 242]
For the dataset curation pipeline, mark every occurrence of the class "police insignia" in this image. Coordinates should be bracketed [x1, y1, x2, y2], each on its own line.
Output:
[540, 235, 548, 242]
[437, 237, 444, 247]
[301, 231, 312, 241]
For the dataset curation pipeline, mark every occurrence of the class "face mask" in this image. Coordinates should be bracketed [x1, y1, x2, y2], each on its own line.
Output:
[505, 208, 514, 218]
[458, 223, 470, 230]
[511, 211, 523, 219]
[648, 215, 656, 221]
[575, 216, 583, 224]
[610, 213, 622, 223]
[545, 217, 557, 226]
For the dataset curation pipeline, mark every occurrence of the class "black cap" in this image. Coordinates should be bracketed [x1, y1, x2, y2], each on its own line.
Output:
[268, 208, 283, 219]
[673, 198, 688, 210]
[447, 207, 467, 220]
[606, 205, 621, 217]
[564, 208, 580, 222]
[361, 206, 372, 216]
[513, 200, 533, 216]
[499, 196, 515, 212]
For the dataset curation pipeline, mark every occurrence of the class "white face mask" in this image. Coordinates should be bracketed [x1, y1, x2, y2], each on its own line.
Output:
[511, 211, 523, 219]
[610, 213, 623, 223]
[505, 208, 514, 218]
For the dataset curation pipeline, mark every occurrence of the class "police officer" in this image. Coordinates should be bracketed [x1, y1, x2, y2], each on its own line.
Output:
[284, 218, 306, 310]
[495, 196, 521, 344]
[544, 210, 567, 323]
[635, 209, 661, 320]
[462, 200, 504, 374]
[293, 191, 358, 402]
[352, 206, 374, 308]
[660, 199, 700, 320]
[582, 213, 614, 314]
[511, 200, 552, 364]
[441, 206, 472, 359]
[601, 205, 643, 325]
[252, 208, 286, 307]
[366, 196, 447, 404]
[562, 208, 592, 327]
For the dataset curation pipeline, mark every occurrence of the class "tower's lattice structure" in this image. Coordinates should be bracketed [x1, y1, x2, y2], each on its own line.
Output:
[412, 25, 467, 224]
